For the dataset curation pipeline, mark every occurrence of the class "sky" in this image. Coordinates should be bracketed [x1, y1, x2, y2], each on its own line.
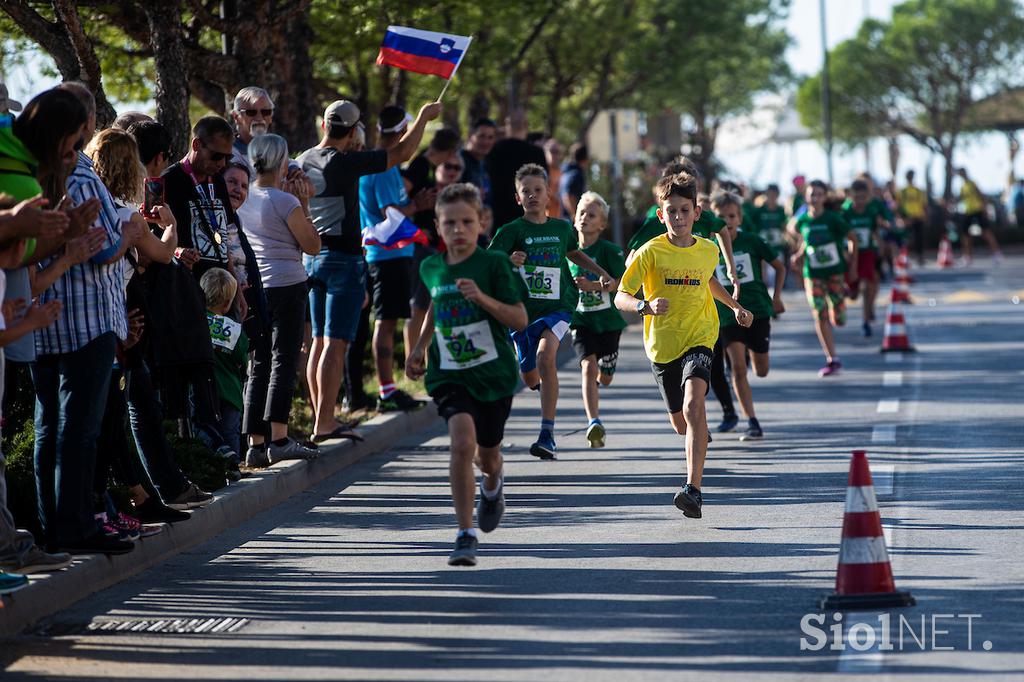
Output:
[715, 0, 1015, 197]
[1, 0, 1016, 197]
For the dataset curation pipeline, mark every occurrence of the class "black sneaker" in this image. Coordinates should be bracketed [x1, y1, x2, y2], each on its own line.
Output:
[740, 419, 763, 442]
[448, 533, 478, 566]
[167, 482, 214, 510]
[477, 483, 506, 533]
[344, 392, 376, 412]
[716, 414, 739, 432]
[267, 438, 319, 463]
[377, 389, 425, 412]
[133, 497, 191, 523]
[673, 483, 703, 519]
[59, 531, 135, 556]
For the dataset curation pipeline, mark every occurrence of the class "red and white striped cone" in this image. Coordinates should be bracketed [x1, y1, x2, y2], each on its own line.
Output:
[895, 247, 915, 284]
[889, 273, 913, 304]
[819, 450, 915, 610]
[937, 238, 954, 269]
[880, 301, 915, 353]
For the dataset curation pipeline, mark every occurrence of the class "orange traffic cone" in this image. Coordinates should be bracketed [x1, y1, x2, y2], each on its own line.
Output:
[880, 301, 915, 353]
[937, 238, 954, 269]
[819, 451, 915, 610]
[895, 247, 915, 284]
[889, 271, 912, 304]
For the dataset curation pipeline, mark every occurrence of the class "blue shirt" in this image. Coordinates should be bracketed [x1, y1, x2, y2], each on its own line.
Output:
[35, 152, 127, 355]
[359, 166, 413, 262]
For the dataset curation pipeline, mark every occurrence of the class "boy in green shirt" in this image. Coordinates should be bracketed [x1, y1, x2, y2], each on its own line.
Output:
[615, 172, 752, 519]
[568, 191, 627, 449]
[488, 164, 612, 460]
[407, 184, 528, 567]
[842, 179, 883, 337]
[791, 180, 858, 377]
[711, 191, 786, 441]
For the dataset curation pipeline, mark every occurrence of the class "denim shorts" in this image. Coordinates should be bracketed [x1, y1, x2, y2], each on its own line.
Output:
[304, 251, 366, 341]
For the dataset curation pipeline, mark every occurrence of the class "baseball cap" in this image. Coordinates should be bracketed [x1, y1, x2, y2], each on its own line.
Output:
[0, 84, 23, 115]
[324, 100, 360, 128]
[378, 105, 412, 135]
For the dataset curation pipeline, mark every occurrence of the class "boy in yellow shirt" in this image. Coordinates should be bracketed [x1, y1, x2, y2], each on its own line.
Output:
[615, 172, 752, 519]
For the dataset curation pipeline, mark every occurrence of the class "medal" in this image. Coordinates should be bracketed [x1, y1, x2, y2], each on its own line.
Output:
[119, 375, 127, 392]
[214, 231, 222, 245]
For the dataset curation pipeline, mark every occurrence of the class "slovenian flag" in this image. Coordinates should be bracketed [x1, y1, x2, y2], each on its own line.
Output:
[376, 26, 472, 79]
[362, 206, 429, 250]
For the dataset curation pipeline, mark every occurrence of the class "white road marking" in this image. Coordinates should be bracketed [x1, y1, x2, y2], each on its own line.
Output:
[877, 399, 900, 414]
[873, 465, 894, 495]
[883, 371, 903, 387]
[838, 613, 885, 673]
[885, 353, 904, 364]
[871, 424, 897, 443]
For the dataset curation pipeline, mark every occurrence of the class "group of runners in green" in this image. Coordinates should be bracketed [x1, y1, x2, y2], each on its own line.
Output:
[406, 156, 911, 566]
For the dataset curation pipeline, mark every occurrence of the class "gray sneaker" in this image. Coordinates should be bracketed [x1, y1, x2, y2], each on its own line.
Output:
[476, 483, 506, 533]
[267, 438, 319, 464]
[244, 445, 270, 468]
[448, 533, 478, 566]
[1, 545, 72, 574]
[167, 482, 214, 510]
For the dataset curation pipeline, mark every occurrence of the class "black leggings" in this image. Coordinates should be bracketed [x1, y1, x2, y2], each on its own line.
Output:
[710, 339, 736, 418]
[243, 282, 308, 437]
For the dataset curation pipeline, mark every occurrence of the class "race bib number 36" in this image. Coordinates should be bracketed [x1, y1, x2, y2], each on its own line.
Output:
[807, 242, 840, 268]
[436, 320, 498, 370]
[520, 265, 560, 300]
[207, 313, 241, 351]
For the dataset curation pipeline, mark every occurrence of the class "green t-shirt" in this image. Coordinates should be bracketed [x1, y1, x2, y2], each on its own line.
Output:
[489, 217, 578, 321]
[713, 230, 776, 326]
[795, 210, 852, 279]
[627, 205, 725, 251]
[754, 204, 788, 256]
[842, 203, 881, 253]
[207, 312, 249, 411]
[420, 248, 527, 403]
[569, 238, 627, 333]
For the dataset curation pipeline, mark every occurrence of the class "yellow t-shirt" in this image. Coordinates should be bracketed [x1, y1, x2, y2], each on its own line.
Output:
[961, 180, 985, 214]
[619, 233, 720, 364]
[898, 186, 926, 219]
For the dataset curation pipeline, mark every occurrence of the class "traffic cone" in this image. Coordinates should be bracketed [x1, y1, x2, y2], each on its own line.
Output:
[880, 301, 915, 353]
[937, 238, 954, 269]
[819, 450, 915, 610]
[895, 247, 915, 284]
[889, 271, 912, 304]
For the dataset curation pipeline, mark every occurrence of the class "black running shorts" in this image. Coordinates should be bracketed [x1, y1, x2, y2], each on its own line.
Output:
[433, 383, 513, 449]
[651, 345, 713, 414]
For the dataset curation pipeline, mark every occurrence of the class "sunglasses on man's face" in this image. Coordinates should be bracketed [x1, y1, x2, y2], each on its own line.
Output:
[443, 162, 464, 172]
[201, 141, 231, 162]
[242, 109, 274, 118]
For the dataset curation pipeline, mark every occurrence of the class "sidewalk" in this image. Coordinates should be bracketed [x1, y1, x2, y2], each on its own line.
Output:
[0, 406, 440, 637]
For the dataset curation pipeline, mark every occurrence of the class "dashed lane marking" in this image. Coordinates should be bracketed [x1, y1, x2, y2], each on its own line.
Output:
[871, 424, 896, 443]
[882, 371, 903, 387]
[877, 399, 900, 414]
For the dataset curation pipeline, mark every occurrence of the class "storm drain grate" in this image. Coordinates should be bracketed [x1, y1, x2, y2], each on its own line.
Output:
[82, 616, 250, 635]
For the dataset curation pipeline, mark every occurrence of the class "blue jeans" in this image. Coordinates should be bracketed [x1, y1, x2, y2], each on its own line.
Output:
[305, 251, 366, 341]
[196, 402, 241, 459]
[125, 361, 190, 502]
[32, 332, 116, 545]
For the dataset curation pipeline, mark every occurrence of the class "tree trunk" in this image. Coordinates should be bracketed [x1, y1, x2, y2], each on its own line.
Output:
[277, 5, 318, 151]
[144, 1, 191, 159]
[941, 145, 955, 201]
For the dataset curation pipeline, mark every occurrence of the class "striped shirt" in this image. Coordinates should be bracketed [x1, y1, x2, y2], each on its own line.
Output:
[35, 152, 127, 355]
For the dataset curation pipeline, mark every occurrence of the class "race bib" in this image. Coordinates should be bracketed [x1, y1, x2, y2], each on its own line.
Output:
[520, 265, 560, 300]
[576, 287, 610, 313]
[855, 227, 873, 249]
[436, 320, 498, 370]
[207, 313, 241, 351]
[807, 241, 840, 268]
[766, 228, 784, 246]
[717, 252, 755, 286]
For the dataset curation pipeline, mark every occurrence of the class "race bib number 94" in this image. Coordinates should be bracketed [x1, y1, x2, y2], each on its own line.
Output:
[436, 320, 498, 370]
[807, 242, 840, 268]
[521, 265, 560, 300]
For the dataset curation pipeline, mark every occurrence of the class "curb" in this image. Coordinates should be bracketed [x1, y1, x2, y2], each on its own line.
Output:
[0, 405, 440, 637]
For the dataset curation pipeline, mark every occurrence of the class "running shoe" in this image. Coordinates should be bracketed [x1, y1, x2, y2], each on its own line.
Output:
[818, 359, 842, 377]
[132, 497, 190, 523]
[530, 430, 557, 460]
[377, 389, 425, 412]
[740, 419, 764, 441]
[862, 322, 872, 337]
[716, 414, 739, 433]
[267, 438, 319, 463]
[0, 546, 72, 574]
[167, 482, 215, 510]
[673, 483, 703, 519]
[586, 421, 606, 448]
[245, 445, 270, 468]
[477, 483, 506, 533]
[448, 533, 479, 566]
[0, 571, 29, 594]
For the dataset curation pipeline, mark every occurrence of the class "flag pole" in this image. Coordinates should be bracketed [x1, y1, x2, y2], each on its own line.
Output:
[436, 36, 473, 103]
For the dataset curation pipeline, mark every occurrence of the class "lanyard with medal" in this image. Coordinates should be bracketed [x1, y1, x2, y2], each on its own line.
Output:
[181, 158, 224, 255]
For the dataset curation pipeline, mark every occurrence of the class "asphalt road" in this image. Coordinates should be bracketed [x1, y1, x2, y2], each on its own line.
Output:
[3, 254, 1022, 681]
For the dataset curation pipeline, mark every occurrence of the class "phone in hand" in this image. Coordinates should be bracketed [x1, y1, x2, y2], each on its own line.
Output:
[142, 177, 165, 220]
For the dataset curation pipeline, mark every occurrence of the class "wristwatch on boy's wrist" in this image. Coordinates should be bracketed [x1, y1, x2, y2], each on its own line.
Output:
[636, 300, 648, 315]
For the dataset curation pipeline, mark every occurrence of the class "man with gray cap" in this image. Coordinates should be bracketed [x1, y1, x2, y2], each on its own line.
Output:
[299, 98, 440, 442]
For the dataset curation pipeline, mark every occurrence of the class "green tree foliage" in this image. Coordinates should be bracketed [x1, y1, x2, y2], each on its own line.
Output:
[797, 0, 1024, 197]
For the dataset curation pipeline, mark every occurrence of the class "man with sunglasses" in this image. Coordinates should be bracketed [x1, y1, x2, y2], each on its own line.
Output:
[230, 86, 274, 162]
[162, 115, 239, 282]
